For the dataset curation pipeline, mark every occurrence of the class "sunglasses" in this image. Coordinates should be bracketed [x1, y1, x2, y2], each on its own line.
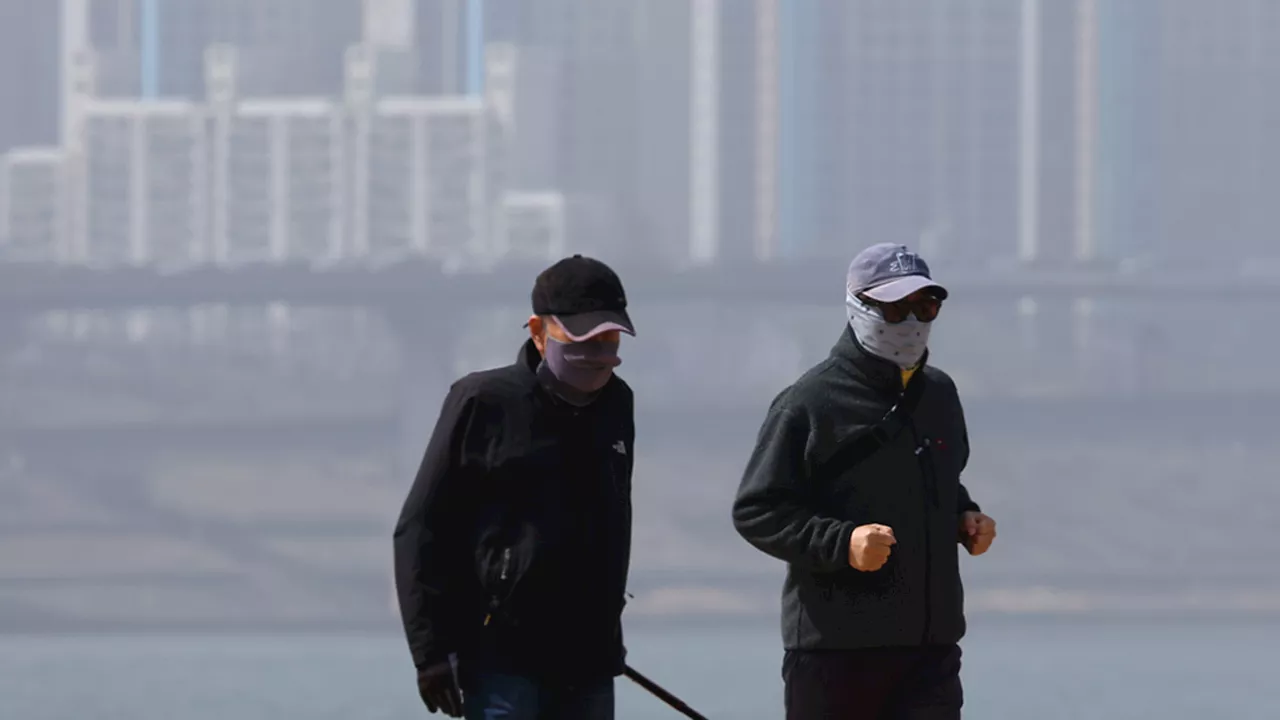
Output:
[859, 293, 943, 324]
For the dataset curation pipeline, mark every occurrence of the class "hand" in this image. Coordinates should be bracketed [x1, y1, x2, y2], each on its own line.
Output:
[417, 661, 463, 717]
[848, 523, 896, 571]
[959, 511, 996, 556]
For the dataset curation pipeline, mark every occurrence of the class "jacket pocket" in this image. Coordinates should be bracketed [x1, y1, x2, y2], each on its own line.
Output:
[475, 524, 540, 627]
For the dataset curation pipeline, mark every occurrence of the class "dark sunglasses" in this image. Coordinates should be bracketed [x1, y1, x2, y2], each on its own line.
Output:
[859, 293, 943, 324]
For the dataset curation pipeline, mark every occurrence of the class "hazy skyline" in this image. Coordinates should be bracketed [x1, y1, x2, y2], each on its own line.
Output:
[1, 0, 1278, 635]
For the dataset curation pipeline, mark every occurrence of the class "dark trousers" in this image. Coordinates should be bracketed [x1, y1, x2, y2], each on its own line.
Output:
[783, 645, 963, 720]
[461, 673, 614, 720]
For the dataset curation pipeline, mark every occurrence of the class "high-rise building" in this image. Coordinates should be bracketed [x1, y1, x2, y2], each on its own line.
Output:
[687, 0, 720, 265]
[350, 0, 490, 98]
[628, 1, 694, 264]
[1137, 0, 1279, 265]
[481, 0, 773, 265]
[479, 0, 707, 263]
[0, 148, 67, 263]
[482, 0, 576, 59]
[1019, 0, 1085, 266]
[80, 0, 364, 99]
[835, 1, 1024, 266]
[775, 0, 826, 259]
[737, 0, 1076, 267]
[497, 191, 566, 260]
[201, 44, 345, 266]
[413, 0, 484, 95]
[75, 99, 206, 269]
[0, 1, 61, 154]
[211, 99, 345, 265]
[554, 0, 721, 265]
[480, 40, 565, 260]
[352, 96, 487, 264]
[361, 0, 423, 95]
[1088, 0, 1154, 265]
[715, 0, 775, 263]
[482, 43, 562, 192]
[553, 1, 646, 261]
[1042, 0, 1280, 267]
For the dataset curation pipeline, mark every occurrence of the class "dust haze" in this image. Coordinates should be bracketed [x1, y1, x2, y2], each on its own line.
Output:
[1, 0, 1278, 634]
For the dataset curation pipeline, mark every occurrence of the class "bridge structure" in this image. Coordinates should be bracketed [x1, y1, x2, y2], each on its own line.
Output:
[2, 255, 1276, 450]
[3, 257, 1280, 312]
[3, 258, 1278, 631]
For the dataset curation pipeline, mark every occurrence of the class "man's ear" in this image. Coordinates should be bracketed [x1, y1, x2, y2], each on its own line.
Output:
[527, 315, 545, 355]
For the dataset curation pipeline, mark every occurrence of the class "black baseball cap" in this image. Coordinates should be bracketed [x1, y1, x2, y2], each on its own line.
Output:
[530, 254, 636, 340]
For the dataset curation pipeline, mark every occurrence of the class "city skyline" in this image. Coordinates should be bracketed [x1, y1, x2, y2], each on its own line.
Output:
[1, 1, 1278, 271]
[1, 3, 1279, 677]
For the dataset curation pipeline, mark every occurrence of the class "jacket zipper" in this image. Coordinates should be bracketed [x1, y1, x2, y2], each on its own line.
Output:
[483, 547, 513, 627]
[914, 429, 937, 644]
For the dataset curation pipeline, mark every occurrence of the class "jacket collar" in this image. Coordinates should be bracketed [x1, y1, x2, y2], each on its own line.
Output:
[518, 338, 541, 373]
[829, 325, 928, 394]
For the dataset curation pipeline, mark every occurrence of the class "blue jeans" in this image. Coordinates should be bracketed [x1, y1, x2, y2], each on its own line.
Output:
[462, 673, 615, 720]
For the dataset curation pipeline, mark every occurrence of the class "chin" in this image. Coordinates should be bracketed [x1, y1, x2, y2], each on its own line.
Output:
[585, 374, 614, 392]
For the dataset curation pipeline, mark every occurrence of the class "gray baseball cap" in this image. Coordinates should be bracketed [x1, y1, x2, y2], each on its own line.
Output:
[846, 243, 949, 302]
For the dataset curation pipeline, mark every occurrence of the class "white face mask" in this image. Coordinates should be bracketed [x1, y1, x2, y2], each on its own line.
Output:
[845, 290, 932, 369]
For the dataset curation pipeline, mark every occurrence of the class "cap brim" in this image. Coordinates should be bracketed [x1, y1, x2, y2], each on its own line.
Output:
[861, 275, 949, 302]
[554, 310, 636, 341]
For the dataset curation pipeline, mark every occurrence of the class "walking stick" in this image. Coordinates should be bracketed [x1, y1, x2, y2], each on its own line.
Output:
[623, 664, 710, 720]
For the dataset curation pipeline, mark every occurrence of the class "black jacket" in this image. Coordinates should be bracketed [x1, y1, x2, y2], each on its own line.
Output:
[733, 327, 980, 650]
[393, 339, 634, 682]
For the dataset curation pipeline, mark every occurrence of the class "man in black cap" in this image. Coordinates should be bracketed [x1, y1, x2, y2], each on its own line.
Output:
[733, 243, 997, 719]
[394, 255, 637, 719]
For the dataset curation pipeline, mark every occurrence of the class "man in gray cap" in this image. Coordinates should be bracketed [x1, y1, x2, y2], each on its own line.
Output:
[733, 243, 997, 719]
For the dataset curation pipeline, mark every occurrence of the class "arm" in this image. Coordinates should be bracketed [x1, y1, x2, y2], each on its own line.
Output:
[393, 384, 480, 671]
[732, 402, 858, 573]
[952, 396, 996, 553]
[617, 385, 635, 597]
[954, 401, 980, 515]
[618, 391, 635, 662]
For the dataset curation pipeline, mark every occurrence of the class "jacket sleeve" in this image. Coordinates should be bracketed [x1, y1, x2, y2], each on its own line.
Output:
[732, 401, 858, 573]
[954, 398, 980, 515]
[392, 383, 481, 671]
[618, 387, 635, 660]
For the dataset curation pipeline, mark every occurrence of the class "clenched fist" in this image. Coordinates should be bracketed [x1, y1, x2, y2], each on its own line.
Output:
[959, 511, 996, 556]
[848, 523, 896, 572]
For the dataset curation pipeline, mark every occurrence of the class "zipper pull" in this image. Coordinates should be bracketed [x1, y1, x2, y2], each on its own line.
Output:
[483, 594, 500, 626]
[484, 550, 512, 628]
